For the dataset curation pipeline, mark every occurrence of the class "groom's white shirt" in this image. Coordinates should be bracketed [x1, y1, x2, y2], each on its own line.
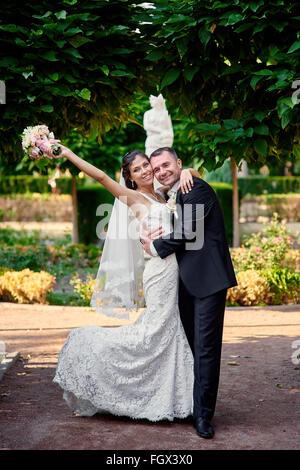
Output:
[150, 180, 180, 257]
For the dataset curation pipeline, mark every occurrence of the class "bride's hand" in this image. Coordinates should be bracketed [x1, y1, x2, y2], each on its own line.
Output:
[140, 222, 164, 242]
[178, 169, 194, 194]
[47, 140, 71, 159]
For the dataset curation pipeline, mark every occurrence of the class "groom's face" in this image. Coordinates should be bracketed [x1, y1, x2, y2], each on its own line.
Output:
[150, 151, 182, 187]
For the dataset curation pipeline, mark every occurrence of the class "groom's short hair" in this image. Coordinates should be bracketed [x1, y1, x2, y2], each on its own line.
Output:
[149, 147, 178, 161]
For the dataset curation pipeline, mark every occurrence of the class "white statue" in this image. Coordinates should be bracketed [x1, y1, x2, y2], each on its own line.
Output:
[143, 94, 174, 157]
[237, 159, 249, 178]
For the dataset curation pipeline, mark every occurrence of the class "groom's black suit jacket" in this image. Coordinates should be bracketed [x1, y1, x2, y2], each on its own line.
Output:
[153, 177, 237, 299]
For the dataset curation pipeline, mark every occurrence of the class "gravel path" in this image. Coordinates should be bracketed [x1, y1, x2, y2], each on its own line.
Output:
[0, 302, 299, 450]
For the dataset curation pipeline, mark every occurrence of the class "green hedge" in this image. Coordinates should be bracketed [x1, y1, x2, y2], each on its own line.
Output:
[77, 184, 115, 245]
[238, 176, 300, 197]
[77, 181, 236, 246]
[210, 181, 238, 246]
[0, 175, 72, 194]
[0, 176, 236, 245]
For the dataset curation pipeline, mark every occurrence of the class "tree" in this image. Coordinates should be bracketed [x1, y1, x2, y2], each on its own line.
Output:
[0, 0, 154, 241]
[140, 0, 300, 246]
[0, 0, 155, 163]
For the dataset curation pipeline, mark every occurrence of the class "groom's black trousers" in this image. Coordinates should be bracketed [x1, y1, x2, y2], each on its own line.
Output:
[178, 280, 227, 421]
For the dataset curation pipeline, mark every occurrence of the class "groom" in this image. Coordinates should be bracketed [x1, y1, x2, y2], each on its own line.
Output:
[141, 147, 237, 439]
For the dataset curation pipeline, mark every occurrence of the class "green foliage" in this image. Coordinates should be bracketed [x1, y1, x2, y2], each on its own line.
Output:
[0, 228, 42, 245]
[0, 175, 72, 194]
[210, 181, 239, 245]
[238, 175, 300, 196]
[229, 214, 300, 304]
[0, 245, 50, 271]
[76, 180, 237, 245]
[46, 291, 81, 306]
[140, 0, 300, 169]
[204, 159, 232, 184]
[231, 213, 295, 272]
[62, 120, 147, 177]
[77, 184, 115, 245]
[260, 267, 300, 304]
[0, 226, 102, 305]
[2, 0, 300, 179]
[0, 228, 72, 247]
[69, 272, 95, 306]
[0, 0, 154, 171]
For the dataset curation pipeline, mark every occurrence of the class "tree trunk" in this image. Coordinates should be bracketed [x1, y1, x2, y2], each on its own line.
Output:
[71, 176, 79, 244]
[230, 158, 240, 248]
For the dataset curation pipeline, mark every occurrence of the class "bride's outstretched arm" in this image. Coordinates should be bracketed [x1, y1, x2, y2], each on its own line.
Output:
[48, 143, 148, 209]
[54, 144, 105, 182]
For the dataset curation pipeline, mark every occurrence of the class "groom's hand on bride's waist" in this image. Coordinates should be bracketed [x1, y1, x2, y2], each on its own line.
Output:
[140, 225, 163, 256]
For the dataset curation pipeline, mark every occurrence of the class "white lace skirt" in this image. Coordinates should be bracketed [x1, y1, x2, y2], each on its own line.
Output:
[53, 254, 194, 421]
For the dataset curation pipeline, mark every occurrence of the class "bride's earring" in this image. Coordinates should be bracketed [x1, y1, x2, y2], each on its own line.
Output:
[131, 181, 135, 189]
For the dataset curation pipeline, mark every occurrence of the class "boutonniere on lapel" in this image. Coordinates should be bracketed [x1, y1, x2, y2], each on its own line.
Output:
[166, 190, 178, 219]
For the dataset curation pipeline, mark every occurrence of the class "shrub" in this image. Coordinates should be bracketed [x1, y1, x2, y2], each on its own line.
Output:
[227, 270, 273, 306]
[238, 176, 300, 197]
[0, 175, 72, 194]
[0, 237, 102, 277]
[46, 291, 81, 306]
[77, 184, 115, 245]
[0, 244, 50, 271]
[210, 181, 241, 246]
[0, 228, 42, 246]
[0, 268, 56, 303]
[231, 213, 295, 272]
[229, 214, 300, 306]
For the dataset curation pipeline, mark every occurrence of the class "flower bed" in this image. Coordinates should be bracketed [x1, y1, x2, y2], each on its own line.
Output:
[0, 216, 299, 307]
[228, 214, 300, 306]
[0, 228, 102, 305]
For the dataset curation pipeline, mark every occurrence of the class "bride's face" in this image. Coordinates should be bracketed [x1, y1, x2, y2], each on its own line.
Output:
[129, 155, 154, 189]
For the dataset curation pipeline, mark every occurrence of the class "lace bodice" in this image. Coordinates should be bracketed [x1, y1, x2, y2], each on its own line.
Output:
[139, 194, 173, 237]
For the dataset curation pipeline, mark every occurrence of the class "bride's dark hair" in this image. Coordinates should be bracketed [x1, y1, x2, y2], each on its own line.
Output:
[121, 149, 149, 190]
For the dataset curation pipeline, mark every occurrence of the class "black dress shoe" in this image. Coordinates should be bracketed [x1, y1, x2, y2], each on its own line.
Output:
[194, 417, 215, 439]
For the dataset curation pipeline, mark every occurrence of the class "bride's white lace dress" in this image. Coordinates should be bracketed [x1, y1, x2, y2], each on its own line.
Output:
[53, 195, 194, 421]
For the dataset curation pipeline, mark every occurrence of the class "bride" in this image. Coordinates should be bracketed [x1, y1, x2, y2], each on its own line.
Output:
[48, 143, 200, 421]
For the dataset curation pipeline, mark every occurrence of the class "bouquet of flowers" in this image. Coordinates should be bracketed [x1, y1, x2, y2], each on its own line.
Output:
[21, 125, 62, 160]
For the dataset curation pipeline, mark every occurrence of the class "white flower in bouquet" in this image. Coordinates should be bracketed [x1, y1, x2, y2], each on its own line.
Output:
[21, 125, 61, 160]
